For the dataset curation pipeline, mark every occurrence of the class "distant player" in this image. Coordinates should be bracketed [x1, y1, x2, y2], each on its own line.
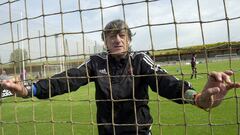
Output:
[191, 53, 197, 79]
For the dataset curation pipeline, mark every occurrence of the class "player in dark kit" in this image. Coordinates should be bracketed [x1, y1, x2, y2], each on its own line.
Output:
[1, 20, 240, 135]
[191, 53, 197, 79]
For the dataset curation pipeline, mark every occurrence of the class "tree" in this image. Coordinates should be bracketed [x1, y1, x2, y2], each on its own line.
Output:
[10, 48, 28, 72]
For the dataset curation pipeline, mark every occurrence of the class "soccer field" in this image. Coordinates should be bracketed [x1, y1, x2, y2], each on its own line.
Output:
[1, 60, 240, 135]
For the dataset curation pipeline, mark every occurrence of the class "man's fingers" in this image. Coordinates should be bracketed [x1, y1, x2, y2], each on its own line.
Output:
[222, 72, 232, 84]
[209, 70, 234, 84]
[1, 80, 22, 94]
[209, 72, 222, 82]
[1, 80, 15, 91]
[226, 82, 240, 90]
[1, 77, 27, 97]
[224, 70, 234, 76]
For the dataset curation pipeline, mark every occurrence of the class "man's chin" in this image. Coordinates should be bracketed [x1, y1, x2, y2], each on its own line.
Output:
[109, 51, 128, 58]
[110, 50, 127, 55]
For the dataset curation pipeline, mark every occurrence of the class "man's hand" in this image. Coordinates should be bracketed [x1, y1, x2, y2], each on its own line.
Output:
[0, 77, 28, 97]
[195, 70, 240, 109]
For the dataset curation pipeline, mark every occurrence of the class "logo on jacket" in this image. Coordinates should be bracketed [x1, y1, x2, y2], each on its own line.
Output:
[99, 68, 107, 74]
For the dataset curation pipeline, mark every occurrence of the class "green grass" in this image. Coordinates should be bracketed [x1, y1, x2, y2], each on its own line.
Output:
[1, 59, 240, 135]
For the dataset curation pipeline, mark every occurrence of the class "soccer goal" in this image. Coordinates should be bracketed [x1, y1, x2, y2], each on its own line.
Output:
[0, 0, 240, 135]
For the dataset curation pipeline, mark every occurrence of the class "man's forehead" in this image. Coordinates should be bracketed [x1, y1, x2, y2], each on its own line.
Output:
[106, 29, 128, 35]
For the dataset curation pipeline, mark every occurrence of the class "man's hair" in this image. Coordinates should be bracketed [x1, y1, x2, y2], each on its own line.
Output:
[101, 19, 133, 41]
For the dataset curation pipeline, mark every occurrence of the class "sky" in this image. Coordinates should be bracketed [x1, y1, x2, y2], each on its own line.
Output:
[0, 0, 240, 63]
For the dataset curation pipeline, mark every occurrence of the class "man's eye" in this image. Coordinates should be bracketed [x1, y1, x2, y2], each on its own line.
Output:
[119, 34, 126, 37]
[109, 35, 115, 38]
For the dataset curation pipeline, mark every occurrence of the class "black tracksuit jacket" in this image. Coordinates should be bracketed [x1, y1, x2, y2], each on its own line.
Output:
[34, 52, 193, 135]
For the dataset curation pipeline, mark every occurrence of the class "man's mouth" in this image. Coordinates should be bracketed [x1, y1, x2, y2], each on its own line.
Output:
[114, 46, 122, 48]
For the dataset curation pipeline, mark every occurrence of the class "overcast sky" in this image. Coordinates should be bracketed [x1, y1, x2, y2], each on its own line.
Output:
[0, 0, 240, 63]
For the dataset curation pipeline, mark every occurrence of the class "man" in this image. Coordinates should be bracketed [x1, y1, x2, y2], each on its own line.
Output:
[191, 53, 197, 79]
[1, 19, 240, 135]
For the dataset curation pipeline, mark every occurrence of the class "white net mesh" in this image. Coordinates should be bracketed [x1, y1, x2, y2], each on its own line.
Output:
[0, 0, 240, 135]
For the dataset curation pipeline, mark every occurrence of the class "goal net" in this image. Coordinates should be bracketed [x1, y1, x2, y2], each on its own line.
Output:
[0, 0, 240, 135]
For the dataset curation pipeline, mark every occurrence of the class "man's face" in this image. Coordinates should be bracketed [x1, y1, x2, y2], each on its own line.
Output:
[105, 30, 130, 55]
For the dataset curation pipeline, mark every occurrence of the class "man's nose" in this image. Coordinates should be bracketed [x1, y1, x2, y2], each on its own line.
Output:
[115, 34, 121, 41]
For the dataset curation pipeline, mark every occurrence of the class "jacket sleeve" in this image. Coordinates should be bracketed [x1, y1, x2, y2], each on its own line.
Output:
[141, 54, 194, 104]
[35, 59, 92, 99]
